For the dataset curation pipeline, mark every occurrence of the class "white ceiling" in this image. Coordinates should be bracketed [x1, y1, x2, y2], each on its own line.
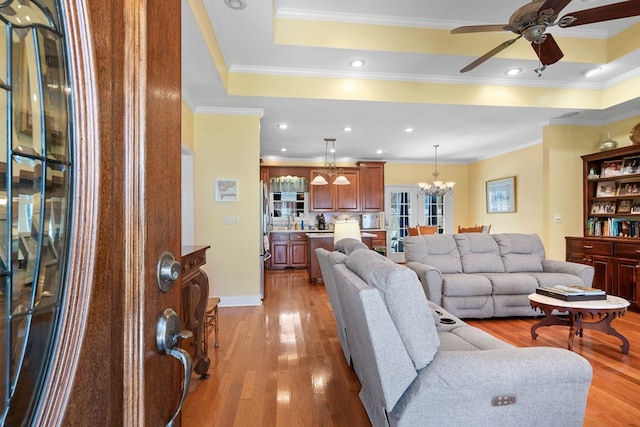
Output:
[181, 0, 640, 164]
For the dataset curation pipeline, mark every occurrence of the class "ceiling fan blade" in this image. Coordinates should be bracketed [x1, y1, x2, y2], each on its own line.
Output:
[536, 0, 574, 16]
[531, 34, 564, 65]
[559, 0, 640, 27]
[460, 36, 522, 73]
[451, 24, 510, 34]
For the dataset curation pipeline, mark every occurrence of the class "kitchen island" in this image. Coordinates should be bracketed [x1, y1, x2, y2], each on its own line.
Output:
[306, 232, 377, 283]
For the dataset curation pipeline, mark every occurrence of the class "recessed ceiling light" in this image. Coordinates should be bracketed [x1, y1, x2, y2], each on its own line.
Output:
[349, 59, 365, 68]
[405, 128, 414, 133]
[375, 149, 383, 155]
[505, 67, 522, 76]
[583, 67, 602, 78]
[343, 126, 352, 132]
[224, 0, 247, 10]
[280, 147, 287, 152]
[277, 123, 288, 130]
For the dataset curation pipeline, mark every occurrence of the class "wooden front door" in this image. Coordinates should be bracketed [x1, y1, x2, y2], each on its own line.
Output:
[32, 1, 184, 425]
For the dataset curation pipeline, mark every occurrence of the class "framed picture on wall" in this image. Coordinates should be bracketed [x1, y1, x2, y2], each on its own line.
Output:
[486, 176, 516, 213]
[215, 179, 238, 202]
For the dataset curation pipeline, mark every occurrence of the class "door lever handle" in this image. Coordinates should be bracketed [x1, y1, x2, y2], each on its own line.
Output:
[156, 308, 193, 427]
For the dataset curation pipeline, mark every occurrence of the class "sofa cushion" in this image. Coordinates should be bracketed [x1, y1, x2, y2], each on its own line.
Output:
[477, 272, 539, 295]
[345, 249, 439, 370]
[403, 234, 463, 274]
[442, 273, 492, 297]
[454, 234, 504, 273]
[493, 233, 545, 272]
[526, 272, 587, 287]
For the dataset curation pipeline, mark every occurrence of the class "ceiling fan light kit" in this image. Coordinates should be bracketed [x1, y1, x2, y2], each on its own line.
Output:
[451, 0, 640, 73]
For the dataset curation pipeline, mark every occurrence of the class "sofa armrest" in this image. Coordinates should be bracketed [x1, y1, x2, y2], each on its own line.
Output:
[406, 262, 443, 306]
[391, 347, 592, 426]
[543, 259, 595, 287]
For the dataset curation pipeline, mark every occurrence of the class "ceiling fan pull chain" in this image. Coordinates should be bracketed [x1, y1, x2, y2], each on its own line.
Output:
[534, 43, 545, 77]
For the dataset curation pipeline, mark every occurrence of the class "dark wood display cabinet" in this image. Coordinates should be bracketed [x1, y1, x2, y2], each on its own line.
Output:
[566, 145, 640, 311]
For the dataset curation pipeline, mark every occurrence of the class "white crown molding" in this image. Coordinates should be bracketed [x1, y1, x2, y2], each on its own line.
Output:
[195, 106, 264, 117]
[275, 7, 611, 38]
[228, 64, 606, 90]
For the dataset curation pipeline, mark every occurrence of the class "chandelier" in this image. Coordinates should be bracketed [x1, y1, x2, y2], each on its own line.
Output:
[418, 144, 455, 195]
[310, 138, 350, 185]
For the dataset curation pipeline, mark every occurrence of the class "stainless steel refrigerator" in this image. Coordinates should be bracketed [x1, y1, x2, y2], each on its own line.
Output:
[259, 181, 271, 299]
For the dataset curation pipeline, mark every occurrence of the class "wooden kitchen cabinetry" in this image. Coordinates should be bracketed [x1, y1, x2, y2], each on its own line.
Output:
[270, 232, 308, 269]
[565, 145, 640, 310]
[357, 161, 385, 212]
[309, 169, 360, 211]
[367, 230, 387, 255]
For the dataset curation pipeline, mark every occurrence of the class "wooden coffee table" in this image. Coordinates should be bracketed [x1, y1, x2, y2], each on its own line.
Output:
[528, 293, 630, 354]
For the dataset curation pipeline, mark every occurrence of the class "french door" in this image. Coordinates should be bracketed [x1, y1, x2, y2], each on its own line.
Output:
[384, 186, 453, 262]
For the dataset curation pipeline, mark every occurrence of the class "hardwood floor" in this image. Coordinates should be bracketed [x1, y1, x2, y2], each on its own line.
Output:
[183, 269, 640, 426]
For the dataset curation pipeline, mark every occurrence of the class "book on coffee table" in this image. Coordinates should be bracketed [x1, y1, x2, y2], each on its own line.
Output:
[536, 285, 607, 301]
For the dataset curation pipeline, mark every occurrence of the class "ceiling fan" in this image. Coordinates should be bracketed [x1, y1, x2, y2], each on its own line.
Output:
[451, 0, 640, 73]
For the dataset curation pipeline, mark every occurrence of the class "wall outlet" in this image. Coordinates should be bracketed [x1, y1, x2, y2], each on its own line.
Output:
[553, 214, 562, 223]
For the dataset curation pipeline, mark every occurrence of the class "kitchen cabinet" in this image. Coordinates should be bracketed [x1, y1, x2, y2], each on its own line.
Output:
[269, 232, 308, 269]
[367, 230, 387, 255]
[308, 233, 376, 283]
[357, 161, 385, 212]
[566, 237, 638, 310]
[309, 169, 360, 211]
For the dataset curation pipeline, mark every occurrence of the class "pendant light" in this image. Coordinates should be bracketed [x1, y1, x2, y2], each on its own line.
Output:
[418, 144, 455, 195]
[310, 138, 351, 186]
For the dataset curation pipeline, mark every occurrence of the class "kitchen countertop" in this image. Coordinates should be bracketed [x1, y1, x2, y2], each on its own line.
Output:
[305, 232, 378, 238]
[271, 229, 385, 233]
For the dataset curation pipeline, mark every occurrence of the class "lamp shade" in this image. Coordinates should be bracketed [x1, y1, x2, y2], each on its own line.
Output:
[332, 175, 351, 185]
[311, 175, 328, 185]
[333, 220, 362, 244]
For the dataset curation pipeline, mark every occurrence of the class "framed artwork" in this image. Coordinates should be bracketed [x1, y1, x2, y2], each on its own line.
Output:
[632, 204, 640, 214]
[591, 201, 617, 214]
[601, 160, 623, 177]
[486, 177, 516, 213]
[618, 199, 632, 214]
[595, 181, 617, 197]
[622, 156, 640, 175]
[617, 182, 640, 196]
[215, 179, 238, 202]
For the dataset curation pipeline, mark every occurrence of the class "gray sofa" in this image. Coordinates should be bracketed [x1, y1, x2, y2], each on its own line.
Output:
[330, 247, 592, 427]
[404, 233, 595, 318]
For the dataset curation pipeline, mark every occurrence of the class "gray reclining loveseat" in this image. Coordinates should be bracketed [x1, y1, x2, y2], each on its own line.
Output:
[328, 247, 592, 427]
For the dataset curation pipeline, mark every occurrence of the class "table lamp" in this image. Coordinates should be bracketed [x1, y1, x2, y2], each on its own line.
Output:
[333, 220, 362, 244]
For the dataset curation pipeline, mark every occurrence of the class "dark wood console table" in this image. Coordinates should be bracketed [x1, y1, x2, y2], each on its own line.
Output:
[181, 245, 211, 377]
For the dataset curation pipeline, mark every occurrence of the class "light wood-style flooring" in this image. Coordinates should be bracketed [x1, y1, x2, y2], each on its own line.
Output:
[183, 269, 640, 426]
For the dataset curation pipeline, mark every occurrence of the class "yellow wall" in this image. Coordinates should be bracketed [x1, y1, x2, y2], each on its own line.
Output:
[193, 112, 262, 306]
[468, 144, 544, 236]
[181, 101, 194, 150]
